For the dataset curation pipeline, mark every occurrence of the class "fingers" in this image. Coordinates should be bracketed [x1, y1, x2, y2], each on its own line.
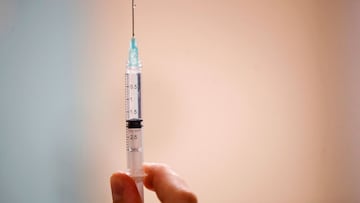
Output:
[143, 163, 198, 203]
[110, 164, 198, 203]
[110, 172, 142, 203]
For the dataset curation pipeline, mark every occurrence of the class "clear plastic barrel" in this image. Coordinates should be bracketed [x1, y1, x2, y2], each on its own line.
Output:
[125, 70, 142, 120]
[125, 67, 144, 202]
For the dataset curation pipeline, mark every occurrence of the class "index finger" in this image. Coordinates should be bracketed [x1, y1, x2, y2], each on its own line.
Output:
[143, 163, 198, 203]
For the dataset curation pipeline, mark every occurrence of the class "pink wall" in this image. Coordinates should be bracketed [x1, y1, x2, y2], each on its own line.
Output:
[80, 1, 360, 202]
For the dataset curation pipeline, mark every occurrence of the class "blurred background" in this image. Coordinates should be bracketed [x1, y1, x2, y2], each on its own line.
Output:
[0, 0, 359, 202]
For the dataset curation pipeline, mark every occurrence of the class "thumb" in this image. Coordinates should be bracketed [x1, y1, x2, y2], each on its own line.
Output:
[143, 164, 197, 203]
[110, 172, 142, 203]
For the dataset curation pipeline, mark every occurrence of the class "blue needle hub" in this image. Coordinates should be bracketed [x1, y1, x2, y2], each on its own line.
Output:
[128, 37, 140, 67]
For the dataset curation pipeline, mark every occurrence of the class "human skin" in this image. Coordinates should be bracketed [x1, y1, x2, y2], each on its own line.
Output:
[110, 163, 198, 203]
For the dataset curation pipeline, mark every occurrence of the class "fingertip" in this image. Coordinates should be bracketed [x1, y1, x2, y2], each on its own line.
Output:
[110, 172, 129, 186]
[143, 163, 197, 203]
[143, 163, 172, 191]
[110, 172, 128, 202]
[177, 189, 198, 203]
[143, 163, 174, 175]
[110, 172, 142, 203]
[110, 172, 124, 188]
[111, 171, 125, 181]
[143, 173, 154, 190]
[143, 162, 159, 172]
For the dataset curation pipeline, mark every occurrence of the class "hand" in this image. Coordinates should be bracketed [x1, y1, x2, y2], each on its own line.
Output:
[111, 163, 198, 203]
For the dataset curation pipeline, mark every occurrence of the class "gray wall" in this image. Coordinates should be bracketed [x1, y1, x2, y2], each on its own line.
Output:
[0, 1, 87, 202]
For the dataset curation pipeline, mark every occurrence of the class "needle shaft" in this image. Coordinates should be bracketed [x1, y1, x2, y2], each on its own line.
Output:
[132, 0, 135, 37]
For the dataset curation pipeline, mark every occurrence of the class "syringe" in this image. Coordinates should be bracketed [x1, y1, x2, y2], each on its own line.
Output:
[125, 0, 144, 202]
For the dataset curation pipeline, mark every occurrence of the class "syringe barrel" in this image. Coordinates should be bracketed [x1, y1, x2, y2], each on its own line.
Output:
[126, 120, 144, 202]
[125, 69, 142, 120]
[126, 121, 144, 176]
[125, 67, 144, 202]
